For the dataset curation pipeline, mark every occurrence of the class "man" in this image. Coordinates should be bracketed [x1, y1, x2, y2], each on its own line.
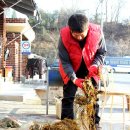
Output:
[58, 13, 107, 129]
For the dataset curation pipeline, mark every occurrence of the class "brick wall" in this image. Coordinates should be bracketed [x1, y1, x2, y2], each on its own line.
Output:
[0, 9, 6, 75]
[0, 12, 29, 81]
[6, 18, 26, 23]
[6, 32, 21, 81]
[21, 36, 28, 76]
[22, 55, 28, 75]
[0, 9, 3, 68]
[0, 17, 34, 82]
[5, 18, 28, 82]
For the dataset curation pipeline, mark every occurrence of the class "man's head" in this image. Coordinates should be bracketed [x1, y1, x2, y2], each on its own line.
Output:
[68, 13, 89, 41]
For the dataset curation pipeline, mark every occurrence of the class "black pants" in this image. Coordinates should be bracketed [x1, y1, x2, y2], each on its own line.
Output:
[61, 80, 100, 124]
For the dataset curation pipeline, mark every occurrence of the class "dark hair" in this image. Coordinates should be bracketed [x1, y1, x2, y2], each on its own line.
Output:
[68, 13, 88, 33]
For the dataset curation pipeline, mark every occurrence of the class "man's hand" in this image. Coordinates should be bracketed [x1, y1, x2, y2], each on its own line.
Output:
[88, 65, 98, 78]
[73, 78, 84, 88]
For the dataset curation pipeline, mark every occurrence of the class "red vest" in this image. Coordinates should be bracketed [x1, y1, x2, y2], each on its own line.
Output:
[59, 23, 101, 84]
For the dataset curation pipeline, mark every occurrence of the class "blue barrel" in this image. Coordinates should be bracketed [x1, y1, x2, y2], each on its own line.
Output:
[48, 67, 63, 86]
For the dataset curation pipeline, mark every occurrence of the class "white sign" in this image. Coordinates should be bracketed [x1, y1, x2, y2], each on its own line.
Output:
[21, 41, 31, 55]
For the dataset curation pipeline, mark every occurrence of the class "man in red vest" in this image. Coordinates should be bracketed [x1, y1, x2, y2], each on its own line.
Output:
[58, 13, 107, 129]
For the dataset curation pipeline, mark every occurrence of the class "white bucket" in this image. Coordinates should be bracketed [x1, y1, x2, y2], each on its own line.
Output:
[55, 97, 78, 119]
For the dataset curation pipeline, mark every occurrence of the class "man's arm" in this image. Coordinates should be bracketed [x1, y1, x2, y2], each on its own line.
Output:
[58, 37, 77, 81]
[92, 34, 107, 66]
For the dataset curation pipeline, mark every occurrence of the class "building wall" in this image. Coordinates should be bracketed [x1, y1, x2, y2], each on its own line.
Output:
[0, 17, 32, 82]
[0, 9, 6, 76]
[6, 18, 27, 82]
[22, 55, 28, 76]
[6, 18, 26, 23]
[6, 32, 21, 81]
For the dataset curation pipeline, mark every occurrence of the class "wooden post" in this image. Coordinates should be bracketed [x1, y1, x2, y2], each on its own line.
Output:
[126, 95, 130, 111]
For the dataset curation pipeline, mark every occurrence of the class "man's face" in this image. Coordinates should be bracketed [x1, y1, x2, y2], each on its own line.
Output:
[71, 28, 88, 41]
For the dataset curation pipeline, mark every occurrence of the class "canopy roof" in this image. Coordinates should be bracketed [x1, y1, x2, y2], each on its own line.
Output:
[0, 0, 37, 16]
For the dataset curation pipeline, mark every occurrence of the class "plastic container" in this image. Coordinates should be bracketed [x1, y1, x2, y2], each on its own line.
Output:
[0, 69, 2, 77]
[48, 67, 63, 86]
[55, 96, 78, 119]
[5, 66, 13, 78]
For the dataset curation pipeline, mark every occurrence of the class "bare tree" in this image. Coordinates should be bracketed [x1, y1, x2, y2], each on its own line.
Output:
[93, 0, 104, 23]
[105, 0, 109, 22]
[109, 0, 125, 22]
[117, 39, 128, 56]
